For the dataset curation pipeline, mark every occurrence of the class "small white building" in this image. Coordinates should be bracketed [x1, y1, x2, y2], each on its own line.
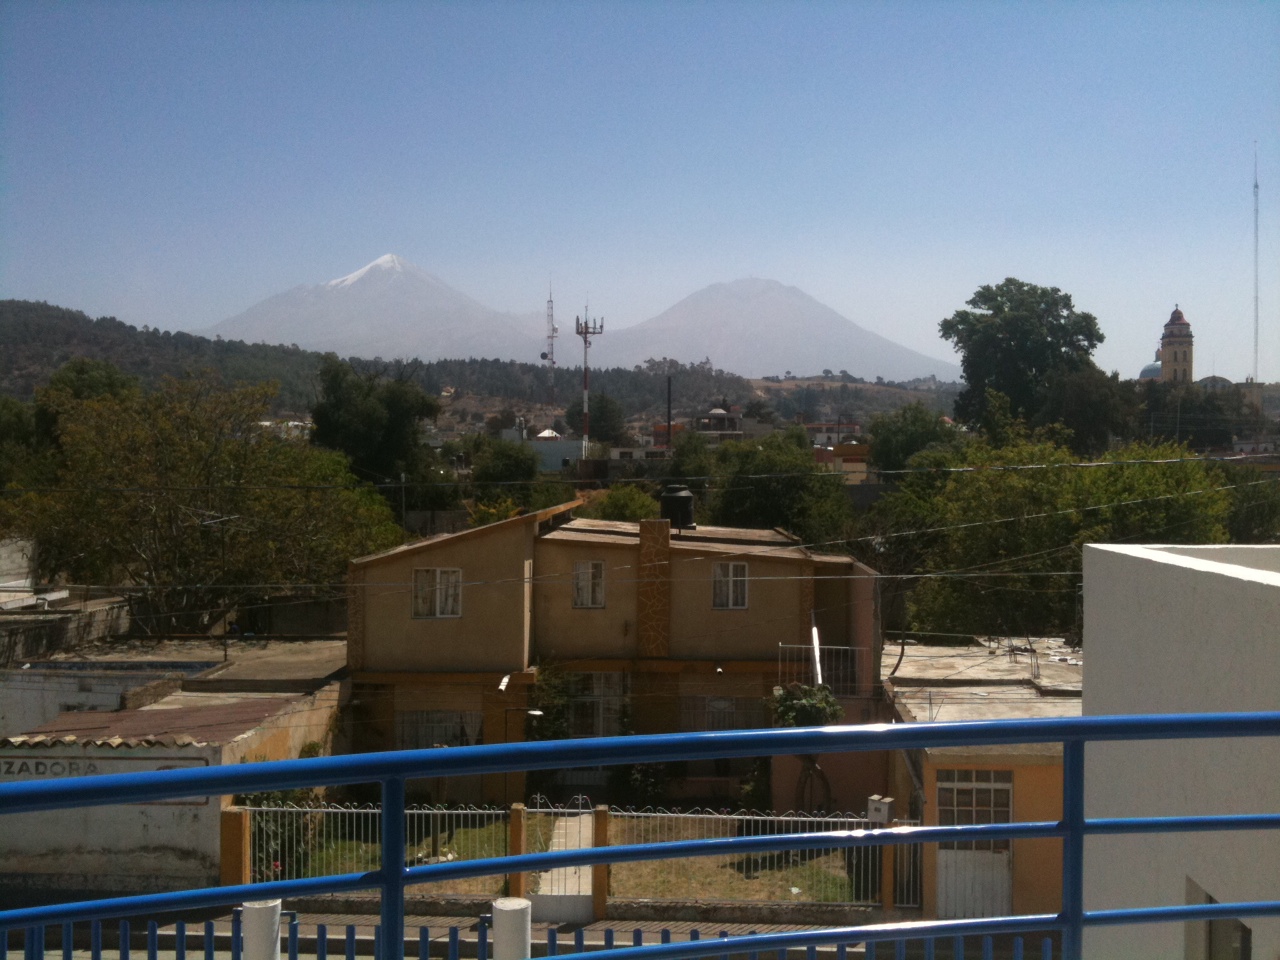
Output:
[1082, 544, 1280, 960]
[0, 685, 341, 901]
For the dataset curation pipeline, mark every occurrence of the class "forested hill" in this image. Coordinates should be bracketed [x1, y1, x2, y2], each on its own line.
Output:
[0, 300, 757, 418]
[0, 300, 323, 413]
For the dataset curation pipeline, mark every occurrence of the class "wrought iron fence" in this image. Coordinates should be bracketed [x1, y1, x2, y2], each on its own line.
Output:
[245, 802, 508, 895]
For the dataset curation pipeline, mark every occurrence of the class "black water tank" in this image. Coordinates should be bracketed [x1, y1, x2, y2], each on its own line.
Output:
[660, 484, 696, 529]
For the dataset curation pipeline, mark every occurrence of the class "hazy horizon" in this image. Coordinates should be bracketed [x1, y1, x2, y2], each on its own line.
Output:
[2, 2, 1277, 379]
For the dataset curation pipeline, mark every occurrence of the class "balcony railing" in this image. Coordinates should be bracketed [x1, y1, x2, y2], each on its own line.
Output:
[3, 713, 1280, 960]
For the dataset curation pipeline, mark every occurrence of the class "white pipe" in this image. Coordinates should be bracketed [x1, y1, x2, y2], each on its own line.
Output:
[492, 897, 532, 960]
[241, 900, 281, 960]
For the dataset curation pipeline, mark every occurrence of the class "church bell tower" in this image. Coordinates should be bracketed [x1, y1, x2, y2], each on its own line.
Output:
[1160, 306, 1194, 384]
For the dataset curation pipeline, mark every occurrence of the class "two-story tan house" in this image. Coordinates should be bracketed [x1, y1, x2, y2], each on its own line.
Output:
[347, 500, 882, 804]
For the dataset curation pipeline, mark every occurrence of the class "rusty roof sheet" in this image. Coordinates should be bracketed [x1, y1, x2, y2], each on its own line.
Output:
[2, 693, 301, 748]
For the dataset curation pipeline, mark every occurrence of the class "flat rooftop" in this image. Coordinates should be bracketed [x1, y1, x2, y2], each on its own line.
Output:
[886, 638, 1082, 694]
[885, 639, 1082, 760]
[45, 638, 346, 684]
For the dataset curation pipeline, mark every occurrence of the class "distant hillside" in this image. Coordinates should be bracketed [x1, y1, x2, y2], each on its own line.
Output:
[0, 299, 952, 426]
[0, 300, 324, 413]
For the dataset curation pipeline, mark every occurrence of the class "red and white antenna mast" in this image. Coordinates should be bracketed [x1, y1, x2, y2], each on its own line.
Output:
[575, 304, 604, 458]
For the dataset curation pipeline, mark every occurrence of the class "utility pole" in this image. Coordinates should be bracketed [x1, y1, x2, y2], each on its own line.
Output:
[1254, 143, 1260, 386]
[575, 305, 604, 458]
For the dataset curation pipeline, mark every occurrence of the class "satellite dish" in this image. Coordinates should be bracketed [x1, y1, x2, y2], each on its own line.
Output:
[540, 352, 549, 360]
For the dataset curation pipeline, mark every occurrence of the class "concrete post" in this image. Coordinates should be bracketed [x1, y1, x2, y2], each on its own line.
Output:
[591, 805, 609, 921]
[491, 897, 531, 960]
[508, 803, 527, 899]
[220, 806, 252, 886]
[241, 900, 281, 960]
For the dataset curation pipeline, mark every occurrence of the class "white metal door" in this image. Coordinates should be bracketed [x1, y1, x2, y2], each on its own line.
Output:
[937, 847, 1012, 918]
[935, 768, 1014, 919]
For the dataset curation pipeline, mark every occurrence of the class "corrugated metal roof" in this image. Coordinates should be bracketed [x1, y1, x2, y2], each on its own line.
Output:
[2, 694, 301, 748]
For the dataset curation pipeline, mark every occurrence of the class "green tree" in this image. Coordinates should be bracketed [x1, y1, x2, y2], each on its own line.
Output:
[310, 356, 440, 485]
[470, 437, 539, 504]
[584, 484, 660, 521]
[940, 278, 1104, 426]
[768, 683, 843, 811]
[710, 428, 851, 545]
[565, 392, 628, 445]
[875, 437, 1233, 639]
[2, 375, 399, 633]
[867, 402, 959, 473]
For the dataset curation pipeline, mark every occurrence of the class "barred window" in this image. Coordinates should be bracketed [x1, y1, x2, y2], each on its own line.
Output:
[412, 568, 462, 618]
[937, 768, 1013, 851]
[712, 561, 748, 609]
[572, 560, 605, 608]
[394, 710, 482, 749]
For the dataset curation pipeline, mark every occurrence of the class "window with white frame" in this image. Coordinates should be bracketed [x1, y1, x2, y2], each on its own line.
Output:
[712, 561, 748, 609]
[936, 769, 1012, 851]
[412, 567, 462, 618]
[572, 560, 605, 608]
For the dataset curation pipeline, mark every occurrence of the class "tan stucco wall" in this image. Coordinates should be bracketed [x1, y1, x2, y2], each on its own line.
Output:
[356, 518, 536, 673]
[917, 756, 1063, 918]
[668, 550, 811, 659]
[220, 685, 345, 771]
[533, 538, 639, 660]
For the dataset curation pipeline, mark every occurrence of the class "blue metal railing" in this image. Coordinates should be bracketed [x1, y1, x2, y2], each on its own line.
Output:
[3, 712, 1280, 960]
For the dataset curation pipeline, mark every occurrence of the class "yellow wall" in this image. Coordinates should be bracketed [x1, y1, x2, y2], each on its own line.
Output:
[915, 754, 1064, 917]
[668, 549, 811, 659]
[533, 538, 639, 660]
[356, 516, 536, 673]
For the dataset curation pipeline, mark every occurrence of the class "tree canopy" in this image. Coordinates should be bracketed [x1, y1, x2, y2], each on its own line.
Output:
[564, 392, 628, 445]
[940, 279, 1104, 427]
[867, 401, 958, 473]
[1, 372, 400, 633]
[856, 429, 1260, 640]
[708, 428, 851, 545]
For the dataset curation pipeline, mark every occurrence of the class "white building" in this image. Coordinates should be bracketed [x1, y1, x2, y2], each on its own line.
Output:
[1082, 544, 1280, 960]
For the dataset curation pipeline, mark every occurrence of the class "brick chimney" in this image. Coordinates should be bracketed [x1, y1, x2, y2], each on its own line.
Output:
[636, 519, 671, 658]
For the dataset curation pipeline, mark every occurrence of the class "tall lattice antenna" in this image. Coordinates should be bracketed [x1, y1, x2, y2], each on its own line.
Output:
[1254, 143, 1260, 385]
[541, 286, 558, 369]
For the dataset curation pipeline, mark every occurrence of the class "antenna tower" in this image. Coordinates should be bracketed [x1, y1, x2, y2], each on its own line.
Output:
[575, 305, 604, 458]
[541, 287, 559, 405]
[1254, 144, 1260, 385]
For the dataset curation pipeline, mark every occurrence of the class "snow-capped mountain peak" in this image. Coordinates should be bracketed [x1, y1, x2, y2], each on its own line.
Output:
[326, 253, 408, 289]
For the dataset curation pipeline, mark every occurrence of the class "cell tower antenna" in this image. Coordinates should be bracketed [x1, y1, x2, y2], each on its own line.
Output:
[575, 304, 604, 458]
[1254, 142, 1260, 385]
[541, 285, 558, 369]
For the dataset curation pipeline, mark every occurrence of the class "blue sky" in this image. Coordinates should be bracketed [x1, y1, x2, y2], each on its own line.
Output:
[2, 1, 1277, 379]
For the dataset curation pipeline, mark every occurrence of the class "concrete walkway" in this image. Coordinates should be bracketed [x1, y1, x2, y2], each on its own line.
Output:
[535, 812, 594, 896]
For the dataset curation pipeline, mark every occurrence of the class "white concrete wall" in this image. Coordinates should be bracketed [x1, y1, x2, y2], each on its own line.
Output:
[0, 669, 172, 735]
[0, 743, 222, 896]
[1082, 544, 1280, 959]
[0, 539, 35, 589]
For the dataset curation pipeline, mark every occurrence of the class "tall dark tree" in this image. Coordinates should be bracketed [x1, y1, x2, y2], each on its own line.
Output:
[867, 402, 959, 473]
[940, 279, 1104, 426]
[310, 355, 441, 484]
[564, 392, 628, 445]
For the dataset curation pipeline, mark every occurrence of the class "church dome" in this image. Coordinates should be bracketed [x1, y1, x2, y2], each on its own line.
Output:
[1139, 361, 1163, 380]
[1165, 306, 1190, 328]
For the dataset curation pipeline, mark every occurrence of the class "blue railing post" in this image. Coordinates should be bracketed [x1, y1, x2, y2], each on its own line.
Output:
[1061, 739, 1086, 960]
[381, 777, 408, 960]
